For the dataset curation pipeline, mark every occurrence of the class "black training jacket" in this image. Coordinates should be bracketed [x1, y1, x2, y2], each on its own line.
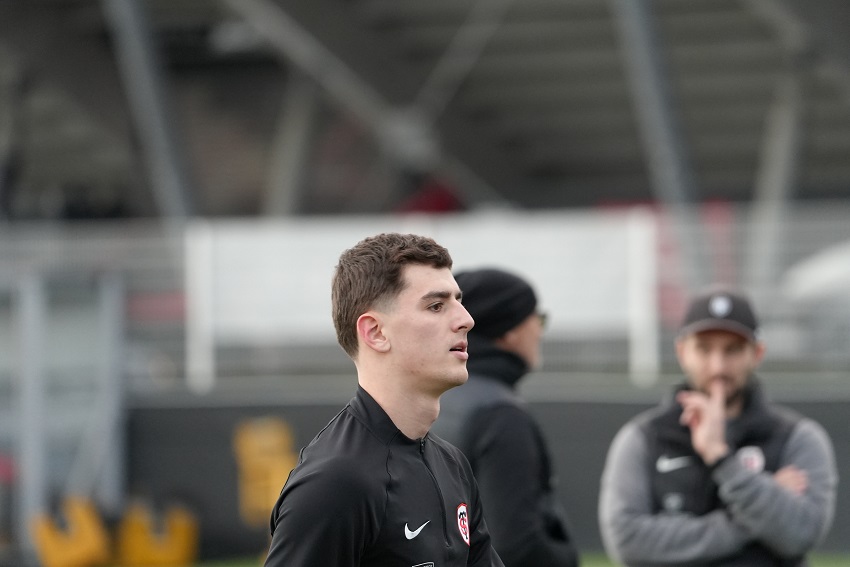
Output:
[264, 386, 504, 567]
[432, 337, 579, 567]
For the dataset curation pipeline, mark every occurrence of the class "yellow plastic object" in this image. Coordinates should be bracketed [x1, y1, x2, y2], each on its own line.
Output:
[31, 497, 111, 567]
[233, 417, 298, 526]
[116, 503, 199, 566]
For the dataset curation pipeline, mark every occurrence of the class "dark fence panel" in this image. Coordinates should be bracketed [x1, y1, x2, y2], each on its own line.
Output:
[127, 399, 849, 560]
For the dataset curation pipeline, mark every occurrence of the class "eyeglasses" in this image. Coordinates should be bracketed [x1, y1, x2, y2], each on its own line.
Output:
[537, 311, 548, 329]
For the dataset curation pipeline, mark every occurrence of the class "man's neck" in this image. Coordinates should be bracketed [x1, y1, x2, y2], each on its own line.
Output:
[359, 377, 440, 439]
[725, 398, 744, 419]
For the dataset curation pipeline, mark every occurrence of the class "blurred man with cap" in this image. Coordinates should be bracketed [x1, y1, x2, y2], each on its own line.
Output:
[599, 286, 838, 566]
[432, 267, 580, 567]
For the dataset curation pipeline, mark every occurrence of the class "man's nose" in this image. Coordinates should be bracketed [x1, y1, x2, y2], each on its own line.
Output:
[707, 350, 728, 373]
[457, 304, 474, 331]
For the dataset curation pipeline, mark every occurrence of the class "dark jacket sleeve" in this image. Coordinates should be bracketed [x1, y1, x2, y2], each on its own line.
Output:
[469, 404, 579, 567]
[264, 456, 380, 567]
[465, 464, 507, 567]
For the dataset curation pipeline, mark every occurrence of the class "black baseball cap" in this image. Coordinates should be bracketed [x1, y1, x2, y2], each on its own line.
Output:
[678, 287, 759, 342]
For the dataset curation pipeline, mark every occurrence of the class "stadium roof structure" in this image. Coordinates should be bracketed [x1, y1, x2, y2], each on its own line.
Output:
[1, 0, 849, 220]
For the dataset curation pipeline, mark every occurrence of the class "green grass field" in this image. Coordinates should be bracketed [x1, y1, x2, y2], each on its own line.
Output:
[182, 551, 850, 567]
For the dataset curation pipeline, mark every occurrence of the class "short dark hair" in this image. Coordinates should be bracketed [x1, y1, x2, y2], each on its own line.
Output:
[331, 233, 453, 358]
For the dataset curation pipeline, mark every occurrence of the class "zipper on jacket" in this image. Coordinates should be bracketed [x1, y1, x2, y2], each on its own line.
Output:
[420, 437, 450, 547]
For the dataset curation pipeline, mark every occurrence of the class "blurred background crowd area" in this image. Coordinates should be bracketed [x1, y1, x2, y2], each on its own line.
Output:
[1, 0, 850, 565]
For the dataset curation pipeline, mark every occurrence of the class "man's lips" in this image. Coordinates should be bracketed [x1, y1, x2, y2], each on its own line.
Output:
[450, 341, 469, 360]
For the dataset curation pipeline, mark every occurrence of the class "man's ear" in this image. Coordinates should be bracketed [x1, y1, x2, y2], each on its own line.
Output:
[492, 328, 516, 351]
[674, 338, 687, 369]
[752, 340, 766, 365]
[357, 313, 390, 353]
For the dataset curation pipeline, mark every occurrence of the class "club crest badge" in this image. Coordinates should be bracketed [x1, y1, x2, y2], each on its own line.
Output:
[456, 503, 470, 546]
[662, 492, 685, 512]
[737, 446, 765, 473]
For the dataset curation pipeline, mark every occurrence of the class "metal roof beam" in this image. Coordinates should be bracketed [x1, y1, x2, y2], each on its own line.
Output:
[220, 0, 524, 207]
[0, 2, 130, 139]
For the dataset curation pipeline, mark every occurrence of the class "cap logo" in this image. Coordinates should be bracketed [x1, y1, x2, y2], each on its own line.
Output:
[708, 295, 732, 318]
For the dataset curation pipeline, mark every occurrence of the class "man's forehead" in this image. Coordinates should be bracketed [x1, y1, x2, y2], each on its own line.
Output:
[402, 264, 455, 287]
[687, 329, 752, 344]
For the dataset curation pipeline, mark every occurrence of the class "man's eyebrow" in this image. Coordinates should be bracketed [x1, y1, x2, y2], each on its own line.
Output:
[421, 290, 459, 302]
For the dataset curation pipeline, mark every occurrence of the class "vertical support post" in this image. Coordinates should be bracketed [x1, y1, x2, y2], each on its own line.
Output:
[610, 0, 708, 290]
[263, 71, 319, 216]
[627, 208, 660, 386]
[185, 222, 216, 393]
[94, 273, 126, 515]
[63, 273, 126, 519]
[746, 73, 803, 296]
[14, 273, 47, 559]
[101, 0, 194, 219]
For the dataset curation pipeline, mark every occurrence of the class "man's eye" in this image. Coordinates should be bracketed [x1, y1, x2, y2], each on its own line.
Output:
[428, 303, 444, 312]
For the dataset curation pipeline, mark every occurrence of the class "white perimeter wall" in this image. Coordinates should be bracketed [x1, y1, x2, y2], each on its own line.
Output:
[184, 209, 659, 390]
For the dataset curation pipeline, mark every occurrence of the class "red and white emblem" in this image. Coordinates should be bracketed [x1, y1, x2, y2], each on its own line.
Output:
[456, 503, 470, 546]
[737, 446, 765, 473]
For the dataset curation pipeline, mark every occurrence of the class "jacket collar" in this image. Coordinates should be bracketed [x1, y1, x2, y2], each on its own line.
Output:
[466, 334, 528, 388]
[350, 385, 419, 445]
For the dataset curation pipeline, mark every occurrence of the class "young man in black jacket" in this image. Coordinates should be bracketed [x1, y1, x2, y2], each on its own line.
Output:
[264, 233, 504, 567]
[432, 267, 580, 567]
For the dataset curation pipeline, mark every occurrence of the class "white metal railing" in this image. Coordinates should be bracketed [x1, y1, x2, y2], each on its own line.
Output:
[0, 203, 849, 396]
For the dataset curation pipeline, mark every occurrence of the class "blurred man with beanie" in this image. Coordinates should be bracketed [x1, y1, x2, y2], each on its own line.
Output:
[432, 267, 580, 567]
[599, 285, 838, 566]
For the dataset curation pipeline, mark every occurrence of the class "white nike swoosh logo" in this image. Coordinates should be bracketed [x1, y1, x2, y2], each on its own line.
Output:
[404, 520, 430, 540]
[656, 455, 693, 473]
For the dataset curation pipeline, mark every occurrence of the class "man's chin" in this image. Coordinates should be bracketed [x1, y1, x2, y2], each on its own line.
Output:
[446, 370, 469, 389]
[725, 388, 745, 408]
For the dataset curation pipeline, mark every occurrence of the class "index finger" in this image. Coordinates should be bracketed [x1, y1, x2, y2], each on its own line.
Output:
[708, 379, 726, 404]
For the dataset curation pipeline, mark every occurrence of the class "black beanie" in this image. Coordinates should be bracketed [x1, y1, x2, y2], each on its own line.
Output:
[454, 268, 538, 339]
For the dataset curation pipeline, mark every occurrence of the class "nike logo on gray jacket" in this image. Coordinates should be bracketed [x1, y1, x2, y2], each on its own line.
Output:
[656, 455, 693, 473]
